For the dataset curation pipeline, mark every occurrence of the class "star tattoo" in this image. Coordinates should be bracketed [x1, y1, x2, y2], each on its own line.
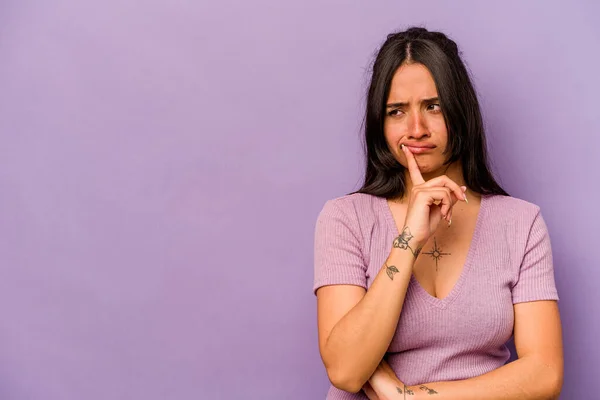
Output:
[422, 237, 451, 271]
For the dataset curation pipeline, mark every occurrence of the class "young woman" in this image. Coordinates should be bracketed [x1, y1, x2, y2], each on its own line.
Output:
[313, 27, 563, 399]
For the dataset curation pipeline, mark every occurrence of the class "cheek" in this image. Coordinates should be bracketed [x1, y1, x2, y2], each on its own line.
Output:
[437, 130, 449, 148]
[383, 120, 404, 146]
[383, 131, 405, 164]
[384, 132, 402, 157]
[429, 116, 448, 138]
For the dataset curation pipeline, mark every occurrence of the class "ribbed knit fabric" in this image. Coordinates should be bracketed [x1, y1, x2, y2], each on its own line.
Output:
[313, 193, 559, 400]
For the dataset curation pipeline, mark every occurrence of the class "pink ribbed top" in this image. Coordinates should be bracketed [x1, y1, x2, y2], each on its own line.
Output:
[313, 193, 559, 400]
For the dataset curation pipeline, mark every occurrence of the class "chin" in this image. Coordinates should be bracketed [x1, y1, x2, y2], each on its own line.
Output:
[417, 167, 438, 176]
[400, 159, 441, 173]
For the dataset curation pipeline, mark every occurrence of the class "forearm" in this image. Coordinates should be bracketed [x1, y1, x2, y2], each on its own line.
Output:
[412, 356, 562, 400]
[324, 247, 418, 392]
[366, 359, 410, 400]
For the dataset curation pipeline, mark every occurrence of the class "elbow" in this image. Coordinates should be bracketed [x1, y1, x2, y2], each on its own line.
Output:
[320, 344, 370, 393]
[325, 365, 366, 394]
[545, 384, 562, 400]
[537, 362, 563, 400]
[547, 371, 563, 400]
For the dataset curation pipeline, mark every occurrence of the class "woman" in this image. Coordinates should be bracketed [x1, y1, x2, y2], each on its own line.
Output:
[313, 27, 563, 399]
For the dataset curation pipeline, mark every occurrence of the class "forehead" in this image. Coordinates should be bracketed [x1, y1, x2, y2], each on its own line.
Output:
[387, 63, 438, 101]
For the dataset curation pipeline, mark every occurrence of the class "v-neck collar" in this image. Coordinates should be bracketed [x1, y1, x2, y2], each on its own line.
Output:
[380, 194, 489, 309]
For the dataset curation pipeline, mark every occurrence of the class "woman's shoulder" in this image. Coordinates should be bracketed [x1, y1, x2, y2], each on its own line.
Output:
[321, 192, 382, 212]
[483, 193, 543, 224]
[316, 192, 384, 230]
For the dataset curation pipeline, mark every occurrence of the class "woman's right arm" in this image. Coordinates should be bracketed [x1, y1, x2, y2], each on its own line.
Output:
[317, 233, 422, 393]
[318, 145, 467, 394]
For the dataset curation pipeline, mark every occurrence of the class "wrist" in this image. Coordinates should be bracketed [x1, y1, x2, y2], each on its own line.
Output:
[391, 229, 425, 259]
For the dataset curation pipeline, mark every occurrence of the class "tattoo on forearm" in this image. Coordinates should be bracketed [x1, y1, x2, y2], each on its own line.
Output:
[385, 262, 399, 280]
[396, 384, 438, 397]
[393, 227, 422, 258]
[396, 385, 415, 398]
[396, 386, 415, 398]
[418, 385, 438, 395]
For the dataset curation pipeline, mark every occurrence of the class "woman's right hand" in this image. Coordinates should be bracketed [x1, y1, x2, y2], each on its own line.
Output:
[398, 144, 467, 249]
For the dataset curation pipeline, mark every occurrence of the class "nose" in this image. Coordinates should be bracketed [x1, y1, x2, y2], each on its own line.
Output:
[407, 110, 430, 139]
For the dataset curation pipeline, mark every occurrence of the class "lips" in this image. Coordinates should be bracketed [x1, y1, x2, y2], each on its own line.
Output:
[402, 143, 436, 154]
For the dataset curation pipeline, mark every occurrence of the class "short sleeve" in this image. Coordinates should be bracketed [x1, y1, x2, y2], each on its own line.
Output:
[511, 209, 559, 304]
[313, 199, 367, 295]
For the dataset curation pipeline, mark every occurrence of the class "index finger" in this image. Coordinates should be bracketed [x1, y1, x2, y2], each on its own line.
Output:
[401, 144, 425, 185]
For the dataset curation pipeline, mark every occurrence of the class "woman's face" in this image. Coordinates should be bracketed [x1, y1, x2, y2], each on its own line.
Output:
[384, 63, 449, 175]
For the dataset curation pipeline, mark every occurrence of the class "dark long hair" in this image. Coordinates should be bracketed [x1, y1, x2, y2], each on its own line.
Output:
[352, 27, 508, 198]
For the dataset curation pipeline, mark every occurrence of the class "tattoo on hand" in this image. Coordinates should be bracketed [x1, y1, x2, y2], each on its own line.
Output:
[418, 385, 438, 395]
[385, 262, 399, 280]
[393, 227, 422, 258]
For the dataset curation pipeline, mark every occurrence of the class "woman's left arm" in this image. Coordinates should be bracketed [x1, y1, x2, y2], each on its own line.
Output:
[410, 300, 563, 399]
[368, 300, 563, 399]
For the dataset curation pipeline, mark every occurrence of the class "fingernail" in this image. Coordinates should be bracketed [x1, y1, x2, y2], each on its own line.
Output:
[448, 218, 452, 227]
[461, 186, 467, 192]
[401, 144, 405, 150]
[464, 193, 468, 203]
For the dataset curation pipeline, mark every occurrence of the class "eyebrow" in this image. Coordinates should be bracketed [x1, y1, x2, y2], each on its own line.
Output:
[386, 97, 439, 108]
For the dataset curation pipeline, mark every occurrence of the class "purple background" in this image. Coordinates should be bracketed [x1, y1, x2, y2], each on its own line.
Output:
[0, 1, 598, 399]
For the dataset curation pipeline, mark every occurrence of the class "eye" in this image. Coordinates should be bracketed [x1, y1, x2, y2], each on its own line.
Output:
[387, 109, 403, 117]
[428, 103, 442, 112]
